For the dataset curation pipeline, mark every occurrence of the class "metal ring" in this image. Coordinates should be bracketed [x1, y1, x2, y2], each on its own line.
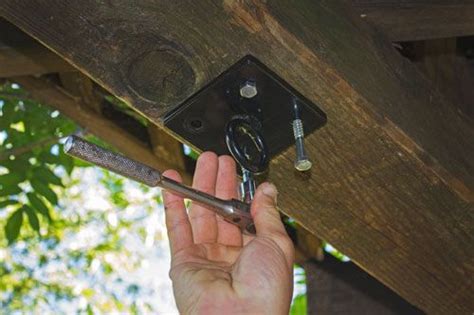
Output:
[225, 117, 269, 174]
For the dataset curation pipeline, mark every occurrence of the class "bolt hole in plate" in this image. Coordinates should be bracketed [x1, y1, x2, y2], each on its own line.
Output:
[164, 55, 327, 161]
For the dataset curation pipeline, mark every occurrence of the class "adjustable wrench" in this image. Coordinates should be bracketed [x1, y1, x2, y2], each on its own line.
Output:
[64, 136, 256, 234]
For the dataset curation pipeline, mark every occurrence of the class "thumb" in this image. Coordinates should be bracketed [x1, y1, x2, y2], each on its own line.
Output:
[251, 182, 286, 238]
[250, 182, 295, 269]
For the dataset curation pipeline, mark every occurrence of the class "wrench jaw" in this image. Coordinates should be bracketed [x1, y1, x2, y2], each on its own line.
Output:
[223, 199, 256, 235]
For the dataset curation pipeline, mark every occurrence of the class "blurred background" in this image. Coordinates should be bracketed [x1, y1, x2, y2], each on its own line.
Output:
[0, 81, 308, 314]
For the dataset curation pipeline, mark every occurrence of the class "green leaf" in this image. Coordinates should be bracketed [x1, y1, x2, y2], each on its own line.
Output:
[33, 167, 63, 187]
[0, 173, 26, 187]
[5, 208, 23, 244]
[26, 192, 51, 221]
[73, 158, 93, 168]
[23, 205, 40, 233]
[30, 179, 58, 205]
[38, 151, 61, 164]
[1, 102, 18, 123]
[2, 157, 30, 173]
[58, 150, 74, 175]
[0, 199, 19, 210]
[0, 185, 22, 197]
[290, 294, 307, 315]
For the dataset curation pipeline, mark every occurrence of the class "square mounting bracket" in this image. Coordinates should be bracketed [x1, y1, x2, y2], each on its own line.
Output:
[164, 55, 327, 161]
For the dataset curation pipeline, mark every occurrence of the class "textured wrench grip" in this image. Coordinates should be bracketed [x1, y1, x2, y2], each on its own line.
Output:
[64, 136, 162, 187]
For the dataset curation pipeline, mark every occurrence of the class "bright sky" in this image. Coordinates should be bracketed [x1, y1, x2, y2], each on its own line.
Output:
[64, 167, 179, 314]
[1, 164, 306, 313]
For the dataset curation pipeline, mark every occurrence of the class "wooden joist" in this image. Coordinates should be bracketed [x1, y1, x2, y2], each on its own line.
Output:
[350, 1, 474, 41]
[14, 76, 191, 183]
[2, 1, 473, 313]
[413, 38, 474, 120]
[304, 256, 424, 314]
[0, 19, 73, 77]
[0, 42, 73, 78]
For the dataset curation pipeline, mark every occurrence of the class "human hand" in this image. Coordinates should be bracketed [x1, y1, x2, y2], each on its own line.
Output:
[162, 152, 294, 315]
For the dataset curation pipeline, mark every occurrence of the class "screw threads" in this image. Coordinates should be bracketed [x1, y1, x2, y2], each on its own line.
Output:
[292, 119, 304, 139]
[292, 102, 312, 172]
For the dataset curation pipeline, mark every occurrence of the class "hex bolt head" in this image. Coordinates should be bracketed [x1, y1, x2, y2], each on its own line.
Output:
[295, 157, 312, 172]
[240, 80, 258, 98]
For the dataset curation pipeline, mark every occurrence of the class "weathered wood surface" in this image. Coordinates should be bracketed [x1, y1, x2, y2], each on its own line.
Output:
[2, 1, 474, 313]
[148, 124, 187, 173]
[0, 18, 73, 77]
[14, 76, 191, 183]
[414, 38, 474, 120]
[58, 72, 104, 114]
[0, 43, 73, 77]
[304, 256, 424, 314]
[349, 0, 474, 41]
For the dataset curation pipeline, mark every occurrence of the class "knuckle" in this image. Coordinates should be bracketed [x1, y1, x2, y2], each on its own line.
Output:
[163, 196, 184, 209]
[189, 212, 216, 222]
[196, 185, 215, 193]
[167, 217, 190, 233]
[272, 232, 295, 258]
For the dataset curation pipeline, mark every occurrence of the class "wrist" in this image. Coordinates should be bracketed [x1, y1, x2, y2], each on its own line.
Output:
[193, 294, 288, 315]
[193, 295, 253, 315]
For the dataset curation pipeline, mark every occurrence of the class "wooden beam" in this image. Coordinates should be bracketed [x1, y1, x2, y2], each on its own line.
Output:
[413, 38, 474, 120]
[0, 19, 73, 77]
[58, 71, 189, 176]
[293, 226, 325, 264]
[349, 1, 474, 41]
[148, 124, 187, 173]
[304, 256, 423, 314]
[58, 72, 103, 114]
[2, 1, 473, 313]
[0, 43, 73, 77]
[13, 76, 191, 183]
[58, 71, 152, 142]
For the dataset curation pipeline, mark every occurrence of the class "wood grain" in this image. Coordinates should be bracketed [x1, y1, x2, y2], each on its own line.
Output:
[0, 18, 73, 77]
[2, 1, 473, 313]
[349, 0, 474, 41]
[0, 40, 72, 77]
[304, 256, 424, 314]
[14, 76, 191, 183]
[414, 38, 474, 120]
[148, 124, 187, 173]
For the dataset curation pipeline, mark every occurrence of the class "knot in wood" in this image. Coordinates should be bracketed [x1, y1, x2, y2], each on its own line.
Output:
[126, 49, 195, 106]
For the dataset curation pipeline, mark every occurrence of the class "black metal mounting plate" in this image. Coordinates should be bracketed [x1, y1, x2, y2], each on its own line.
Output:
[164, 55, 327, 160]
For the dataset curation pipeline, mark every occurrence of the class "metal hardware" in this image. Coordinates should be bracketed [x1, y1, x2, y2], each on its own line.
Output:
[292, 101, 312, 171]
[225, 116, 269, 175]
[240, 168, 256, 203]
[164, 55, 327, 162]
[64, 135, 256, 235]
[240, 80, 257, 99]
[225, 115, 268, 204]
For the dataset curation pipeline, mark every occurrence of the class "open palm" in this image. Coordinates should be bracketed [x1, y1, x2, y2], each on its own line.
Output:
[162, 152, 294, 315]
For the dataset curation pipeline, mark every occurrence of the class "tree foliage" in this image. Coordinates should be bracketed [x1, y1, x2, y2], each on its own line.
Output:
[0, 82, 76, 244]
[0, 82, 177, 313]
[0, 81, 309, 314]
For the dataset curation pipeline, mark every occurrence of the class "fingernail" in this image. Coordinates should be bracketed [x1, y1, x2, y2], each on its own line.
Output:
[262, 182, 278, 201]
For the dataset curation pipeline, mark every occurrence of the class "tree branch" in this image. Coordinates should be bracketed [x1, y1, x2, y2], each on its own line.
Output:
[0, 134, 61, 161]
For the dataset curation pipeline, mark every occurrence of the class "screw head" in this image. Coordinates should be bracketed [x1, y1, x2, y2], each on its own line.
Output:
[295, 159, 312, 172]
[240, 81, 257, 98]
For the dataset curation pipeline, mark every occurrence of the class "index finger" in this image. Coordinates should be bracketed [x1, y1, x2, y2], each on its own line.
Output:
[162, 170, 193, 255]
